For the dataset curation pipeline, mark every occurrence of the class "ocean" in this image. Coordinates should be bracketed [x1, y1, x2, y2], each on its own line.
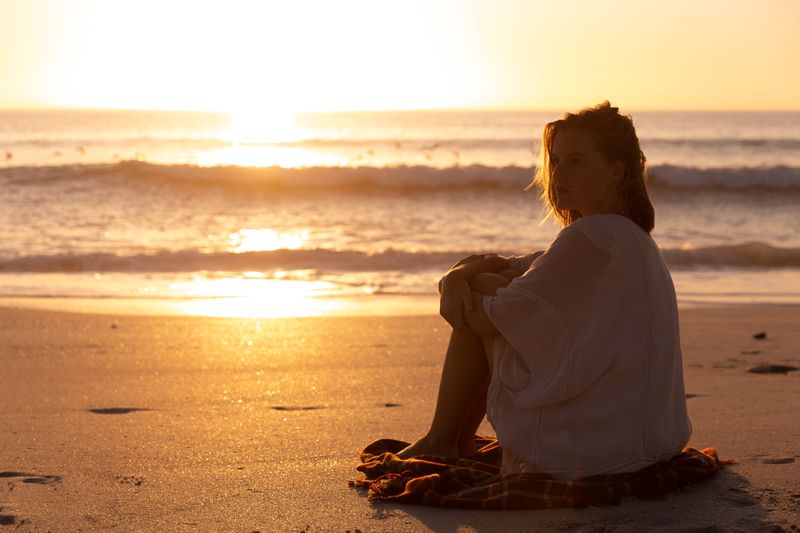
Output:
[2, 108, 799, 317]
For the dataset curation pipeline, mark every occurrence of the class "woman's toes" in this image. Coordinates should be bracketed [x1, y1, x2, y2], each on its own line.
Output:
[396, 437, 457, 459]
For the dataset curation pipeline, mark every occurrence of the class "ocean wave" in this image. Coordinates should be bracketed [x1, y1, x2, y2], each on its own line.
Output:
[648, 164, 800, 190]
[4, 161, 800, 192]
[2, 242, 799, 274]
[1, 161, 535, 190]
[0, 248, 464, 274]
[661, 242, 800, 268]
[277, 136, 800, 150]
[6, 135, 800, 151]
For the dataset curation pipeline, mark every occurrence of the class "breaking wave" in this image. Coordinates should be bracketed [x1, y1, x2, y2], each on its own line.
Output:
[3, 161, 800, 192]
[2, 242, 799, 274]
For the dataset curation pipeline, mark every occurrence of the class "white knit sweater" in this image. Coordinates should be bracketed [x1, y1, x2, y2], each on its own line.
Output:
[483, 213, 692, 479]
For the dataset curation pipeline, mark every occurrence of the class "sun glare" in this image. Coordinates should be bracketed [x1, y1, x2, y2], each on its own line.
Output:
[174, 277, 342, 319]
[166, 228, 326, 318]
[224, 107, 301, 145]
[229, 228, 309, 253]
[192, 107, 347, 168]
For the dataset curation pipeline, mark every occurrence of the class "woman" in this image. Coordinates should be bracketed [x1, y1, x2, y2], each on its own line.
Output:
[397, 101, 692, 480]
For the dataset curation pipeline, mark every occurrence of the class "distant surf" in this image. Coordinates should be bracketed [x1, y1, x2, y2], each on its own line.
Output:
[2, 242, 799, 274]
[4, 160, 800, 192]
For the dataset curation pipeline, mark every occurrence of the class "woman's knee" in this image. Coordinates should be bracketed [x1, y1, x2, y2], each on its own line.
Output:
[469, 272, 509, 296]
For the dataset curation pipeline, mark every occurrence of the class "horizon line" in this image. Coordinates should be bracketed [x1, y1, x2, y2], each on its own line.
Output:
[2, 104, 800, 114]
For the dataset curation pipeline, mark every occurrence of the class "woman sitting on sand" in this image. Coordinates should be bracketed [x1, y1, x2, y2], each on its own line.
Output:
[398, 101, 693, 480]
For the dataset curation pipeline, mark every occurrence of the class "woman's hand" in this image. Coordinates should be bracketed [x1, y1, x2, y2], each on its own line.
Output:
[453, 253, 490, 268]
[439, 253, 495, 294]
[439, 268, 473, 330]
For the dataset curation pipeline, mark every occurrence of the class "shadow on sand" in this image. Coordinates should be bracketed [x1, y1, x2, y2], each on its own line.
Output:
[356, 468, 786, 532]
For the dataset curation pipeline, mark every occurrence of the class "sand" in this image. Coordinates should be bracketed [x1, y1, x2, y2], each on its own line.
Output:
[1, 304, 798, 532]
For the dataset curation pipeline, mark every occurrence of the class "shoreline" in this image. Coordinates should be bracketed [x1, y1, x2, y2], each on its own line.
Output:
[0, 293, 440, 319]
[3, 291, 800, 322]
[1, 305, 798, 531]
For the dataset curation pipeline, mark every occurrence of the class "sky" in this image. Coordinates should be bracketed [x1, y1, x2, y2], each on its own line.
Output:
[1, 0, 799, 112]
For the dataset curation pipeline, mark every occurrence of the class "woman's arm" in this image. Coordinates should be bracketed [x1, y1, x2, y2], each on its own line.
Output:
[440, 255, 510, 288]
[439, 256, 511, 330]
[451, 254, 511, 280]
[438, 254, 510, 294]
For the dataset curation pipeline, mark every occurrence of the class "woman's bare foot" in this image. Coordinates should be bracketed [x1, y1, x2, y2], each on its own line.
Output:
[396, 434, 458, 459]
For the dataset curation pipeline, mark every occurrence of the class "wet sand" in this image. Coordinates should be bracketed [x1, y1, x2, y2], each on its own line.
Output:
[1, 305, 798, 531]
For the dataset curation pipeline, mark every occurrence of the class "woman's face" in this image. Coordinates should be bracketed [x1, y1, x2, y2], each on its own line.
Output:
[550, 128, 623, 217]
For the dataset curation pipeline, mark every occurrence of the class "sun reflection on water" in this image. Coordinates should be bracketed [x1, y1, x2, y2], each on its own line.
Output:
[195, 144, 347, 168]
[192, 108, 348, 167]
[229, 228, 309, 252]
[224, 108, 301, 145]
[173, 277, 343, 318]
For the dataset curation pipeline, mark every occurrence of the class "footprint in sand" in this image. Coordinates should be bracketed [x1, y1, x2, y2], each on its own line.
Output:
[0, 508, 16, 526]
[271, 406, 324, 411]
[0, 471, 62, 485]
[746, 365, 798, 375]
[762, 457, 795, 464]
[0, 471, 61, 525]
[114, 475, 144, 486]
[88, 407, 151, 415]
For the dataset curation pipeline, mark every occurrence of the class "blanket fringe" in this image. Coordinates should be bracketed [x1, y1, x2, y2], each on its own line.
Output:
[350, 437, 733, 509]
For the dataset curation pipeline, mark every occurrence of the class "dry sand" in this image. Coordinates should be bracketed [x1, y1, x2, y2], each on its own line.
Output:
[1, 305, 798, 532]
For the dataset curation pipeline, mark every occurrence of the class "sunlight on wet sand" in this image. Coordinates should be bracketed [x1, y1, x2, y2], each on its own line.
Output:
[172, 277, 355, 318]
[0, 294, 436, 318]
[0, 274, 436, 318]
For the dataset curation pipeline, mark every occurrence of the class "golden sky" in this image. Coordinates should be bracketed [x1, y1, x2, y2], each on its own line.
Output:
[1, 0, 799, 112]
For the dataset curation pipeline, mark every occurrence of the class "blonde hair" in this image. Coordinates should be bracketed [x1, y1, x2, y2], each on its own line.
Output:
[531, 101, 655, 233]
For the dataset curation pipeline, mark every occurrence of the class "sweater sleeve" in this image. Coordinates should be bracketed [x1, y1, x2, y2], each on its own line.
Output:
[483, 222, 615, 407]
[505, 250, 545, 272]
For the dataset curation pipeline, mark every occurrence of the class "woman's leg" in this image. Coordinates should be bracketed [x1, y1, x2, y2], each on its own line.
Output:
[397, 273, 508, 459]
[453, 335, 498, 457]
[396, 326, 490, 458]
[454, 273, 509, 456]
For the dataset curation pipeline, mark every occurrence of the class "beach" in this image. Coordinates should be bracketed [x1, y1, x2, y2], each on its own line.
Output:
[3, 0, 800, 529]
[1, 304, 798, 532]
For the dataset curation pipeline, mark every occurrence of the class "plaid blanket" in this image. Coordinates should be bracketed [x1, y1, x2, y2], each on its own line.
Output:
[349, 436, 734, 509]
